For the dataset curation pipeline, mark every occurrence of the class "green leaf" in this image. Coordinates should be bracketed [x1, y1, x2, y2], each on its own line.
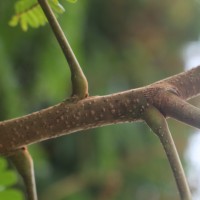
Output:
[32, 6, 47, 26]
[8, 16, 20, 27]
[0, 158, 7, 171]
[66, 0, 77, 3]
[20, 14, 28, 31]
[9, 0, 70, 31]
[0, 189, 24, 200]
[0, 170, 18, 187]
[0, 158, 23, 199]
[26, 10, 40, 28]
[49, 1, 65, 14]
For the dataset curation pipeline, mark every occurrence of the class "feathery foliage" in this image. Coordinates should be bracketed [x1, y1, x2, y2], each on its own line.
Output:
[0, 157, 24, 200]
[9, 0, 77, 31]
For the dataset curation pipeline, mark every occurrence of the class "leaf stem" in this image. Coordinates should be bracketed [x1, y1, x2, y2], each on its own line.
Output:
[38, 0, 88, 98]
[143, 106, 191, 200]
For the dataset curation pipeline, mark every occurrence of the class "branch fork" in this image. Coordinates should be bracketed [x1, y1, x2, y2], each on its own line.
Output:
[3, 0, 200, 199]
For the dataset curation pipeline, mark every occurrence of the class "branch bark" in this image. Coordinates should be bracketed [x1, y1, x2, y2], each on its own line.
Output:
[0, 66, 200, 155]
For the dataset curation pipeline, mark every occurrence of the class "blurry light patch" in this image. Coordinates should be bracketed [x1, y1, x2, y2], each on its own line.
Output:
[182, 38, 200, 70]
[185, 132, 200, 200]
[182, 37, 200, 200]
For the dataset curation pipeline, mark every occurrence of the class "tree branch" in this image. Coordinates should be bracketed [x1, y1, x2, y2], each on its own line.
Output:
[0, 66, 200, 155]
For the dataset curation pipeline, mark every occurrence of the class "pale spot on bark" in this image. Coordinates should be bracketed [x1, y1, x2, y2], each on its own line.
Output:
[91, 110, 95, 115]
[49, 125, 53, 130]
[109, 103, 114, 108]
[0, 123, 5, 127]
[12, 127, 17, 132]
[100, 114, 104, 118]
[75, 116, 80, 120]
[101, 107, 106, 112]
[124, 102, 128, 107]
[111, 109, 116, 114]
[77, 112, 81, 116]
[126, 99, 130, 104]
[64, 105, 69, 109]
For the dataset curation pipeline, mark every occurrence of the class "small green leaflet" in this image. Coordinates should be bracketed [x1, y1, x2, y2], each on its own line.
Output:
[9, 0, 77, 31]
[66, 0, 77, 3]
[0, 189, 24, 200]
[0, 157, 24, 200]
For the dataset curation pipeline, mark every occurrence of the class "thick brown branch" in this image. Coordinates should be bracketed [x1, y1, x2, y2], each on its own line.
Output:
[0, 66, 200, 155]
[0, 90, 145, 155]
[153, 65, 200, 99]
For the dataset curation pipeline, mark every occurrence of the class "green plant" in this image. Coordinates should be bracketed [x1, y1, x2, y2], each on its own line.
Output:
[0, 157, 24, 200]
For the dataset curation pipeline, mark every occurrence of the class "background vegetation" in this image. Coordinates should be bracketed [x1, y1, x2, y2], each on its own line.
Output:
[0, 0, 200, 199]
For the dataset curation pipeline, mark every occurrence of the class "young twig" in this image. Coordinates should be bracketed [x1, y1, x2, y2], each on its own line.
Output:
[8, 147, 37, 200]
[143, 106, 191, 200]
[155, 92, 200, 129]
[38, 0, 88, 99]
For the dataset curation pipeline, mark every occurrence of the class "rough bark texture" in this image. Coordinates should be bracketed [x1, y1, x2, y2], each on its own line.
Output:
[0, 66, 200, 155]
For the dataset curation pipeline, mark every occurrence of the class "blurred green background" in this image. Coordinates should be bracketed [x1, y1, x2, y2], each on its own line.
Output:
[0, 0, 200, 199]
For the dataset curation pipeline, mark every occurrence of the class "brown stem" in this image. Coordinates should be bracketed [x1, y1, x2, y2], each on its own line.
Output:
[157, 65, 200, 100]
[0, 66, 200, 155]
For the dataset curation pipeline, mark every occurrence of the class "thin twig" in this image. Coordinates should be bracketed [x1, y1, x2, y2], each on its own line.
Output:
[143, 106, 191, 200]
[38, 0, 88, 98]
[155, 92, 200, 129]
[8, 147, 37, 200]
